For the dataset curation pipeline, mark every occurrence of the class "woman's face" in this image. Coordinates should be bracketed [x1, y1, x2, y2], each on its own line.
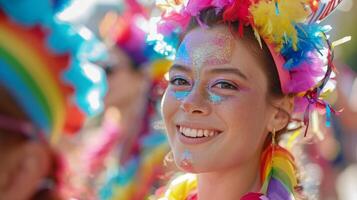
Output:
[104, 48, 144, 109]
[162, 26, 278, 173]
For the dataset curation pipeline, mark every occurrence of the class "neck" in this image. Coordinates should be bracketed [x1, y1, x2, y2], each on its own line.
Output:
[113, 88, 150, 164]
[109, 85, 149, 132]
[120, 97, 147, 132]
[197, 156, 261, 200]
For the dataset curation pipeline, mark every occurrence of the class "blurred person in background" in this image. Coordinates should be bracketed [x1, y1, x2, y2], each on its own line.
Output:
[328, 2, 357, 199]
[0, 0, 106, 199]
[62, 0, 172, 199]
[333, 62, 357, 200]
[305, 62, 357, 200]
[299, 1, 357, 198]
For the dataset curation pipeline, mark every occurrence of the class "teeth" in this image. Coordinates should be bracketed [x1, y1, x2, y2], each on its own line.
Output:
[209, 131, 214, 136]
[186, 128, 191, 137]
[191, 129, 198, 137]
[197, 130, 203, 137]
[203, 130, 209, 137]
[188, 129, 194, 137]
[179, 126, 219, 138]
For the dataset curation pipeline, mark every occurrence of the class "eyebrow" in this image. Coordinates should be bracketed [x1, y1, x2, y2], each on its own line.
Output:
[169, 64, 191, 73]
[209, 67, 248, 80]
[169, 64, 248, 80]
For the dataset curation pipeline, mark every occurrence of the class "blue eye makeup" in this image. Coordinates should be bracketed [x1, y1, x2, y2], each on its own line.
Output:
[168, 75, 192, 101]
[174, 91, 191, 101]
[208, 92, 224, 103]
[168, 75, 240, 104]
[206, 80, 240, 104]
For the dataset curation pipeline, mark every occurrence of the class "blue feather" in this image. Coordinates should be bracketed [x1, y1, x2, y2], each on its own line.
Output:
[281, 23, 326, 70]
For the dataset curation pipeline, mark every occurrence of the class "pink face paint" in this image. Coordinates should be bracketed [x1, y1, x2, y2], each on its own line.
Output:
[180, 149, 194, 171]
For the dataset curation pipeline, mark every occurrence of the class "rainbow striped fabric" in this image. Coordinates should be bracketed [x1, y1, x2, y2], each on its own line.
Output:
[0, 0, 107, 143]
[99, 132, 169, 200]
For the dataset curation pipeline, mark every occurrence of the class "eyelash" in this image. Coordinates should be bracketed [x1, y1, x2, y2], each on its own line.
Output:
[169, 76, 239, 91]
[211, 80, 239, 90]
[169, 77, 191, 86]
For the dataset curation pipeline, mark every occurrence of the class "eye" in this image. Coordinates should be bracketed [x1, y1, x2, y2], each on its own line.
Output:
[212, 81, 238, 90]
[169, 77, 190, 86]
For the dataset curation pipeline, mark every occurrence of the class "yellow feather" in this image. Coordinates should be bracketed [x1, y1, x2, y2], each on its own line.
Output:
[250, 0, 311, 51]
[253, 27, 263, 49]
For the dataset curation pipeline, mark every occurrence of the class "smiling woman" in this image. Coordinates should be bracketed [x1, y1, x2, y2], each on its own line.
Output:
[162, 20, 293, 200]
[150, 0, 346, 199]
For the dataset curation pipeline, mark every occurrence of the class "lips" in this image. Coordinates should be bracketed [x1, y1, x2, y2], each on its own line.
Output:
[176, 125, 222, 145]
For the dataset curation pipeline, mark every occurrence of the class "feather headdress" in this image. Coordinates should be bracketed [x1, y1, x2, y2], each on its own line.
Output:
[154, 0, 349, 135]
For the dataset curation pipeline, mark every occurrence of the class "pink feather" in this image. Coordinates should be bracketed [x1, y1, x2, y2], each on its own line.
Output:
[287, 52, 326, 94]
[158, 10, 191, 35]
[212, 0, 234, 8]
[186, 0, 213, 16]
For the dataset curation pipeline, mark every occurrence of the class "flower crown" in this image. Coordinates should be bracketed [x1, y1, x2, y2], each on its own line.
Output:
[153, 0, 350, 135]
[0, 0, 107, 143]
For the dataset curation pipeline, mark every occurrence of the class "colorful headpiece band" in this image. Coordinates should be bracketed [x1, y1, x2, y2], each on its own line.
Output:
[153, 0, 350, 135]
[99, 0, 151, 68]
[0, 0, 107, 143]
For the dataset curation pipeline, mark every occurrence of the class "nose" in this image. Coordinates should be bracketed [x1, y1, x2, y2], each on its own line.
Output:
[180, 87, 211, 115]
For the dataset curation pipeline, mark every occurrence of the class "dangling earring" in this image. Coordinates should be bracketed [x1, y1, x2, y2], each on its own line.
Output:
[260, 128, 298, 200]
[241, 129, 298, 200]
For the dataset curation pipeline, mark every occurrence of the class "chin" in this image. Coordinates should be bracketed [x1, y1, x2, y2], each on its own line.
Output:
[172, 152, 214, 174]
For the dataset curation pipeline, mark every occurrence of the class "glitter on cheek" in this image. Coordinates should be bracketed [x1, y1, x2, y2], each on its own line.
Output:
[180, 149, 194, 171]
[208, 91, 224, 104]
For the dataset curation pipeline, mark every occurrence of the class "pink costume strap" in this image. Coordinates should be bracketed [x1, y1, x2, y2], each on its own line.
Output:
[266, 43, 291, 94]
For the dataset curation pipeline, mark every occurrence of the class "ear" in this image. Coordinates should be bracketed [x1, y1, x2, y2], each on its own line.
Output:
[0, 142, 51, 200]
[267, 96, 294, 133]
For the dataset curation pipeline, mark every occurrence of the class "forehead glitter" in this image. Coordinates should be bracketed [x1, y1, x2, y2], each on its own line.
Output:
[191, 33, 234, 67]
[176, 32, 235, 68]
